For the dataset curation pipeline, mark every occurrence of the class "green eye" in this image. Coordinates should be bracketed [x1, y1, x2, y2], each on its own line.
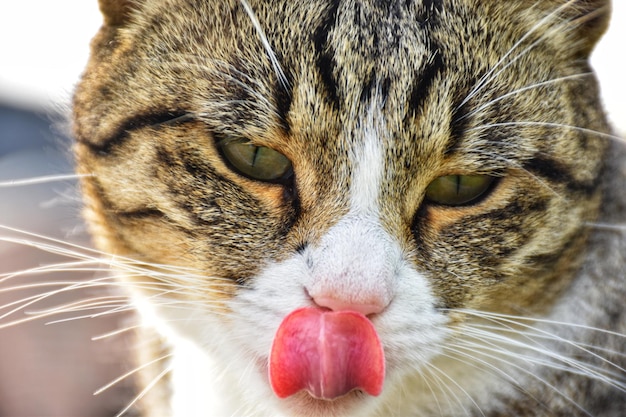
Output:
[425, 175, 495, 206]
[219, 139, 293, 182]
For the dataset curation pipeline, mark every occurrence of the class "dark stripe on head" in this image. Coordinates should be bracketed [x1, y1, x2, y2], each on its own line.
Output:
[420, 0, 444, 15]
[312, 2, 341, 108]
[523, 154, 596, 194]
[80, 111, 192, 155]
[360, 75, 392, 104]
[523, 155, 570, 183]
[406, 49, 443, 120]
[447, 100, 470, 156]
[115, 208, 167, 221]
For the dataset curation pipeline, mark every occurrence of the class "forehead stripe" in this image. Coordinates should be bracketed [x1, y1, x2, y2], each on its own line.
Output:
[312, 2, 341, 108]
[79, 110, 191, 155]
[406, 50, 444, 118]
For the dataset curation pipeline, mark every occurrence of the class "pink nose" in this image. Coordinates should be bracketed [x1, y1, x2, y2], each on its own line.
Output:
[312, 295, 385, 317]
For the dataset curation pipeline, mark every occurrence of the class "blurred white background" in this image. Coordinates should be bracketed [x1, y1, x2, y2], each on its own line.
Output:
[0, 1, 101, 110]
[0, 1, 624, 132]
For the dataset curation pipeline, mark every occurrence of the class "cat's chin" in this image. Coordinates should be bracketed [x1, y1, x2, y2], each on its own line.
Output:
[277, 390, 376, 417]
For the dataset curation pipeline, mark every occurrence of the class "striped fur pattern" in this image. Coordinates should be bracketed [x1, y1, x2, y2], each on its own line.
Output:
[72, 0, 625, 416]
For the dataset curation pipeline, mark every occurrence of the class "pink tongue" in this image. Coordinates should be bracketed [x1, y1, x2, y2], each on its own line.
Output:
[269, 307, 385, 400]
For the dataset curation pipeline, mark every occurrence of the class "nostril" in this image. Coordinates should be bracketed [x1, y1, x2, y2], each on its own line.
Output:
[312, 295, 385, 317]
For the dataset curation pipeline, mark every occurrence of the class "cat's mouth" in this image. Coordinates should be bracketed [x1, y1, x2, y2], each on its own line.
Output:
[268, 307, 385, 401]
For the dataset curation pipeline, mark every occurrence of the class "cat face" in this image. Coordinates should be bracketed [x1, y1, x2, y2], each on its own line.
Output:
[73, 0, 615, 415]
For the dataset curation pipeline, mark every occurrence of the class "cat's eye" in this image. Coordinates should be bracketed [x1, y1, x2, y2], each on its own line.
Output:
[219, 139, 293, 182]
[425, 175, 495, 206]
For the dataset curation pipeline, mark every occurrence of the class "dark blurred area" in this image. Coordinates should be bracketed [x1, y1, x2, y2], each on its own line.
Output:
[0, 103, 135, 417]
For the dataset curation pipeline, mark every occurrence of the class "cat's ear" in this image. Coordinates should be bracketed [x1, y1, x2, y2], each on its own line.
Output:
[98, 0, 135, 27]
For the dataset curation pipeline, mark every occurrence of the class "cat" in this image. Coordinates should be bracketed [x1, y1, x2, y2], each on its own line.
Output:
[39, 0, 626, 416]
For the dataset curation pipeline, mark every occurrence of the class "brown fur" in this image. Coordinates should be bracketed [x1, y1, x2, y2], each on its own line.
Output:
[73, 1, 624, 416]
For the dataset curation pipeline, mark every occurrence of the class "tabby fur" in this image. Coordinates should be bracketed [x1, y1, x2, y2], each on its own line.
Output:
[72, 0, 625, 416]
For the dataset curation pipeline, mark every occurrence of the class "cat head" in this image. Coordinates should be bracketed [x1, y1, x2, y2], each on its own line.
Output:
[73, 0, 613, 415]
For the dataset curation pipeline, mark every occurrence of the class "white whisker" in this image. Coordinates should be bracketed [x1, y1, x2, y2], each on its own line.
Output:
[460, 72, 593, 122]
[464, 146, 565, 200]
[95, 352, 172, 397]
[453, 309, 626, 340]
[460, 0, 580, 108]
[440, 309, 626, 402]
[584, 222, 626, 232]
[422, 362, 485, 417]
[0, 173, 93, 187]
[468, 121, 622, 143]
[238, 0, 289, 89]
[456, 329, 625, 393]
[92, 323, 144, 341]
[416, 368, 446, 417]
[114, 364, 172, 417]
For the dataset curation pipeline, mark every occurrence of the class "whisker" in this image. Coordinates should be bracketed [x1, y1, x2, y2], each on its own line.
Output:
[1, 262, 110, 284]
[415, 368, 446, 417]
[460, 0, 582, 108]
[34, 296, 135, 325]
[455, 328, 626, 393]
[442, 343, 581, 416]
[468, 121, 623, 143]
[422, 362, 484, 417]
[438, 346, 545, 409]
[460, 72, 593, 122]
[0, 226, 109, 261]
[92, 323, 144, 342]
[0, 281, 103, 323]
[468, 322, 626, 362]
[420, 365, 466, 417]
[114, 364, 172, 417]
[442, 309, 626, 398]
[41, 307, 134, 326]
[95, 352, 172, 397]
[0, 173, 93, 188]
[584, 222, 626, 232]
[464, 147, 565, 200]
[453, 309, 626, 340]
[238, 0, 289, 89]
[0, 227, 238, 295]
